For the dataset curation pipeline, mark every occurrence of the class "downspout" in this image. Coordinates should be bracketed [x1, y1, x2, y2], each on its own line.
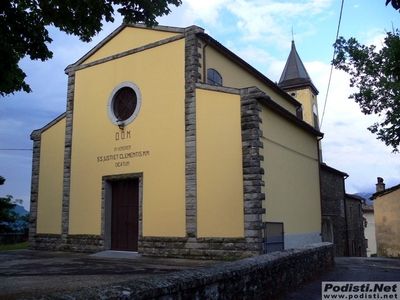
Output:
[317, 135, 325, 246]
[343, 174, 350, 256]
[203, 38, 211, 83]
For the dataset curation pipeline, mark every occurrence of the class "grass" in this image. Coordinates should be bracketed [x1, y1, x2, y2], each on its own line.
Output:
[0, 241, 29, 250]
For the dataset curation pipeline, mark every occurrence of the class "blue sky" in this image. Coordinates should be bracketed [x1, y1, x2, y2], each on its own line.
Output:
[1, 0, 399, 210]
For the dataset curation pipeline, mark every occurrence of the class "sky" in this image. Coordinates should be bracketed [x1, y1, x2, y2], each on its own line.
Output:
[1, 0, 399, 210]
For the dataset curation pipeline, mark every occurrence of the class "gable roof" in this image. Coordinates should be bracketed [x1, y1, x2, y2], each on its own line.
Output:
[65, 23, 189, 73]
[278, 41, 319, 95]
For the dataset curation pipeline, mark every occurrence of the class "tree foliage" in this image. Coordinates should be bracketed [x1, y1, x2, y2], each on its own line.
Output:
[0, 0, 182, 96]
[332, 30, 400, 153]
[386, 0, 400, 11]
[0, 195, 19, 233]
[0, 176, 29, 233]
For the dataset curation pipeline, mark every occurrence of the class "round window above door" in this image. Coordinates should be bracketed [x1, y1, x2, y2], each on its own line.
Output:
[107, 82, 142, 127]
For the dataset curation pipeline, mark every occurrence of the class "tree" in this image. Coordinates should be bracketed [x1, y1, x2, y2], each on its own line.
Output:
[332, 30, 400, 153]
[0, 0, 182, 96]
[0, 195, 19, 233]
[0, 177, 16, 233]
[0, 176, 27, 233]
[386, 0, 400, 11]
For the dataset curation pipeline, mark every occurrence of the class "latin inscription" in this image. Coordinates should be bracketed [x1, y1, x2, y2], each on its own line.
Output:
[115, 131, 131, 140]
[96, 131, 149, 167]
[96, 151, 150, 162]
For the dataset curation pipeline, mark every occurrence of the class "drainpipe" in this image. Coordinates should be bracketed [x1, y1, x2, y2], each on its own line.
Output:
[203, 38, 211, 83]
[343, 174, 350, 256]
[317, 136, 324, 240]
[317, 136, 324, 216]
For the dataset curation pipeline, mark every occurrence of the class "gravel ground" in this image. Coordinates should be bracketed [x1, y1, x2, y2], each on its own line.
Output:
[0, 249, 220, 299]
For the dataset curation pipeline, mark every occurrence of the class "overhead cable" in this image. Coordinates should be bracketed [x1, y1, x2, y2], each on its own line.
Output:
[320, 0, 345, 129]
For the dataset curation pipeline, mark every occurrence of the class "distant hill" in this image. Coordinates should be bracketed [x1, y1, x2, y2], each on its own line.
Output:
[355, 192, 374, 205]
[13, 205, 29, 215]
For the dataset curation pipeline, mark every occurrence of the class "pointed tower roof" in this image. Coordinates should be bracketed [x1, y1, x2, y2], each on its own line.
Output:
[278, 41, 319, 95]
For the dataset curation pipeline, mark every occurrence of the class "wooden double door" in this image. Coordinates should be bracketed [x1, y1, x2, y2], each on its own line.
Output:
[111, 179, 139, 251]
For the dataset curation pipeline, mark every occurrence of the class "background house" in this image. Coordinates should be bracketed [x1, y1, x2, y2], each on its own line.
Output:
[320, 164, 348, 256]
[345, 194, 366, 257]
[371, 177, 400, 258]
[319, 164, 366, 256]
[29, 24, 323, 259]
[362, 203, 376, 257]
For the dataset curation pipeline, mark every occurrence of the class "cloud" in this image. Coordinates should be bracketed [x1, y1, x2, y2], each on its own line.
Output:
[184, 0, 228, 26]
[182, 0, 333, 49]
[362, 28, 390, 51]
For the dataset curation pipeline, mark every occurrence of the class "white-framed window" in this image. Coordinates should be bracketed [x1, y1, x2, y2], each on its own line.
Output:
[107, 81, 142, 127]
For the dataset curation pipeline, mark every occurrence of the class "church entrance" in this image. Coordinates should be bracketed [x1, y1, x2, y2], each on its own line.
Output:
[111, 179, 139, 251]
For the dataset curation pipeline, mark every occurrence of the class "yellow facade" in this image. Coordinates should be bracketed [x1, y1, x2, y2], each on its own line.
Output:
[31, 24, 323, 258]
[291, 88, 318, 128]
[196, 88, 244, 237]
[69, 38, 186, 236]
[36, 117, 66, 234]
[260, 105, 321, 235]
[83, 27, 180, 64]
[374, 188, 400, 258]
[199, 41, 297, 114]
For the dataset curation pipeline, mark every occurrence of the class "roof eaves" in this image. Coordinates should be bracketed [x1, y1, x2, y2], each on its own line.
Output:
[320, 163, 349, 177]
[30, 112, 67, 139]
[279, 80, 319, 96]
[256, 93, 323, 137]
[346, 193, 365, 203]
[65, 24, 127, 73]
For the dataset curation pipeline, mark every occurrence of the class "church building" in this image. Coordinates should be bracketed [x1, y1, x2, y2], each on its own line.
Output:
[29, 24, 323, 259]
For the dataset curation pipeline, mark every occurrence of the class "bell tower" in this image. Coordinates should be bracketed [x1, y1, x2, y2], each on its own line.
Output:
[278, 41, 320, 130]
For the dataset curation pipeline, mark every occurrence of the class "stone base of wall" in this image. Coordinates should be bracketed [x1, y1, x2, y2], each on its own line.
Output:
[140, 236, 261, 260]
[29, 234, 62, 251]
[30, 234, 262, 259]
[46, 242, 334, 300]
[29, 234, 103, 252]
[66, 235, 104, 252]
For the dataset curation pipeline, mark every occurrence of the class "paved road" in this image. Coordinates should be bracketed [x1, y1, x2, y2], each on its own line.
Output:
[1, 250, 400, 299]
[282, 256, 400, 299]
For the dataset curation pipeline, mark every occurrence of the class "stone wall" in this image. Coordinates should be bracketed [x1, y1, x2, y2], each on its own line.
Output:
[30, 234, 103, 253]
[320, 164, 347, 256]
[345, 196, 366, 257]
[140, 236, 255, 260]
[47, 243, 334, 300]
